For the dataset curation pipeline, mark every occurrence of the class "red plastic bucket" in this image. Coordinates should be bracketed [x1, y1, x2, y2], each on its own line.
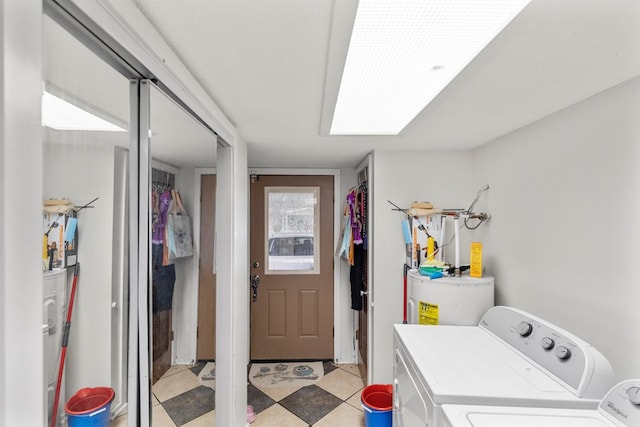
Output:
[65, 387, 114, 427]
[361, 384, 392, 427]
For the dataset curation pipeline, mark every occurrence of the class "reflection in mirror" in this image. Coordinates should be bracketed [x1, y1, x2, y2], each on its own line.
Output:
[42, 13, 130, 425]
[148, 85, 217, 425]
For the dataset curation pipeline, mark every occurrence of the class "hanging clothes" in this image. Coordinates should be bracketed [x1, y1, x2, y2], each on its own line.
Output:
[347, 190, 363, 246]
[345, 181, 368, 311]
[350, 243, 365, 311]
[358, 183, 368, 249]
[336, 205, 352, 260]
[151, 183, 183, 313]
[152, 186, 173, 246]
[152, 242, 175, 312]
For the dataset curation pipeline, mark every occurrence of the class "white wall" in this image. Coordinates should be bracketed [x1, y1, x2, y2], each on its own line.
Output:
[44, 141, 116, 395]
[472, 76, 640, 381]
[371, 150, 474, 383]
[1, 2, 44, 425]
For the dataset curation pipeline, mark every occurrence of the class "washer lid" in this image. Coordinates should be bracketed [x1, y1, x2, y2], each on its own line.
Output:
[394, 325, 599, 408]
[466, 413, 610, 427]
[442, 405, 614, 427]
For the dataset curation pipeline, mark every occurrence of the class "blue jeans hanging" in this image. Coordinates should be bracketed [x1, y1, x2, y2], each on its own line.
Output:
[152, 243, 176, 313]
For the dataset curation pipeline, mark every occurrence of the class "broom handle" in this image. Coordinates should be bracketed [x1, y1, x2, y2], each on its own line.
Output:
[50, 263, 80, 427]
[403, 264, 409, 324]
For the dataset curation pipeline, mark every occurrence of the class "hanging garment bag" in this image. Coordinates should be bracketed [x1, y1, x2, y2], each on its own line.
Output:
[166, 189, 194, 260]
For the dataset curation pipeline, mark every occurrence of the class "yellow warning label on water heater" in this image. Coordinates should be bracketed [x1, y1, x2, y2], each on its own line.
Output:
[418, 301, 439, 325]
[470, 242, 483, 278]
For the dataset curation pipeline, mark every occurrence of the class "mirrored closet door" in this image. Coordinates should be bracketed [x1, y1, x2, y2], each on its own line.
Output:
[42, 12, 131, 425]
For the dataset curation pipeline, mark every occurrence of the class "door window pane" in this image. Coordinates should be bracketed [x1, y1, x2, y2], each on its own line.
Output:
[266, 187, 319, 274]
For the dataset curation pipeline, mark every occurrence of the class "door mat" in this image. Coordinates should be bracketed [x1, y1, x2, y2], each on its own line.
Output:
[197, 361, 216, 390]
[249, 362, 323, 388]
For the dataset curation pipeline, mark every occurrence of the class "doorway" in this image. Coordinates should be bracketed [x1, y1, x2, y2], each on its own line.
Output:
[249, 175, 334, 360]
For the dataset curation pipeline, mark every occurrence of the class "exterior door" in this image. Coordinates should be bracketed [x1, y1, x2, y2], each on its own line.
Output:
[197, 174, 216, 359]
[250, 175, 334, 360]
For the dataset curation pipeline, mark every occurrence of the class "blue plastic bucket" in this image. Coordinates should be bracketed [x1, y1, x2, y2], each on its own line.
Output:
[361, 384, 392, 427]
[65, 387, 114, 427]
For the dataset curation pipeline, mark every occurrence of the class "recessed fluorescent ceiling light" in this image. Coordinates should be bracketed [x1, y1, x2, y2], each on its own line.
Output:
[42, 90, 126, 132]
[330, 0, 531, 135]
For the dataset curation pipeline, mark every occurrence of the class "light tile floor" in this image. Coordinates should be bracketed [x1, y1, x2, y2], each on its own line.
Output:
[111, 362, 365, 426]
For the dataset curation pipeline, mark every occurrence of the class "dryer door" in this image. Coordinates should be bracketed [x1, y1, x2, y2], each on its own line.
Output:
[393, 348, 430, 426]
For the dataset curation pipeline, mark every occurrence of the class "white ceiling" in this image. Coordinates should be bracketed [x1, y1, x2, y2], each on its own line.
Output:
[43, 14, 216, 169]
[115, 0, 640, 168]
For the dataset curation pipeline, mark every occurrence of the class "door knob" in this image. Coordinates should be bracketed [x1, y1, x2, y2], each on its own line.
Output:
[250, 274, 260, 302]
[360, 290, 368, 296]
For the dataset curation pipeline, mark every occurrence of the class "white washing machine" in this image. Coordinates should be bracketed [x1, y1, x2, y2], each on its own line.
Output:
[393, 306, 616, 427]
[43, 269, 67, 426]
[406, 270, 494, 326]
[441, 379, 640, 427]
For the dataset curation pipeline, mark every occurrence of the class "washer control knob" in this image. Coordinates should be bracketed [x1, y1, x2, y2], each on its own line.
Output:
[541, 336, 555, 350]
[555, 346, 571, 360]
[627, 386, 640, 405]
[517, 321, 533, 337]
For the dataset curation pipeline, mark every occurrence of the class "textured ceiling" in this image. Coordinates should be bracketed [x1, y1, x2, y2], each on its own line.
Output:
[43, 13, 217, 169]
[111, 0, 640, 168]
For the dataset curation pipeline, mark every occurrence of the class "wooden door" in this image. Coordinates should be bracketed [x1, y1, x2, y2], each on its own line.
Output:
[197, 174, 216, 359]
[250, 175, 334, 360]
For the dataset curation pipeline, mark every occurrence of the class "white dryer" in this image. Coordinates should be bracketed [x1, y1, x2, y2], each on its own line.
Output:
[441, 379, 640, 427]
[393, 306, 616, 427]
[406, 270, 494, 326]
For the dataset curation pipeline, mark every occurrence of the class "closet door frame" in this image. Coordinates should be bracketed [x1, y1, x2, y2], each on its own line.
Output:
[248, 168, 350, 363]
[42, 2, 246, 426]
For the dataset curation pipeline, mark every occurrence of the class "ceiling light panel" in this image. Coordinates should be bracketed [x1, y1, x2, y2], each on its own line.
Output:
[330, 0, 531, 135]
[42, 91, 126, 132]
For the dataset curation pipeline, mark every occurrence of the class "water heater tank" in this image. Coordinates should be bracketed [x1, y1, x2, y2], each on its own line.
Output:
[407, 270, 494, 326]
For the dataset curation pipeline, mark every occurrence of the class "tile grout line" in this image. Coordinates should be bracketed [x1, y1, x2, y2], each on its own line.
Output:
[146, 362, 365, 427]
